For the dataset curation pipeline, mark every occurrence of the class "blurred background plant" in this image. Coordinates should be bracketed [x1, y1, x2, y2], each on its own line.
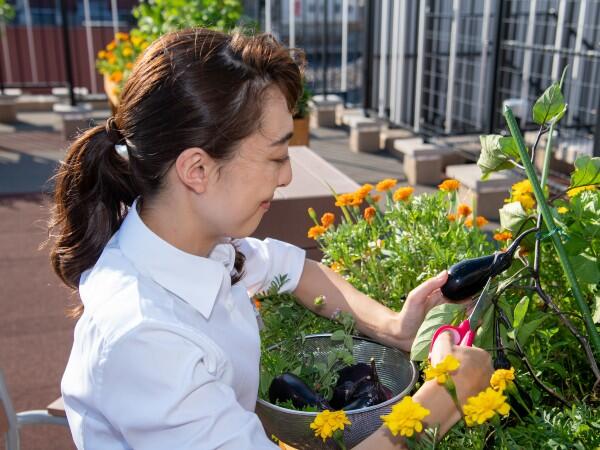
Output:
[0, 0, 15, 24]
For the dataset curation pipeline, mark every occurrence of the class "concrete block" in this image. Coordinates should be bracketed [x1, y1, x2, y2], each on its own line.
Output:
[51, 86, 90, 97]
[16, 95, 59, 112]
[309, 105, 337, 128]
[446, 164, 521, 221]
[336, 105, 363, 126]
[404, 155, 443, 186]
[380, 128, 414, 152]
[350, 126, 380, 153]
[0, 96, 17, 123]
[53, 103, 93, 141]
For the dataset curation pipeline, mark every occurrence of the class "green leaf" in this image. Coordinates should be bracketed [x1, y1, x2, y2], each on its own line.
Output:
[593, 295, 600, 324]
[570, 155, 600, 190]
[330, 330, 345, 341]
[513, 296, 530, 329]
[532, 82, 566, 125]
[410, 303, 466, 361]
[517, 316, 549, 346]
[499, 201, 535, 235]
[569, 254, 600, 285]
[564, 234, 590, 256]
[477, 135, 520, 179]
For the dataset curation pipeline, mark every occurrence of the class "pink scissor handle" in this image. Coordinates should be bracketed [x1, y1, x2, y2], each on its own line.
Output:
[428, 319, 475, 361]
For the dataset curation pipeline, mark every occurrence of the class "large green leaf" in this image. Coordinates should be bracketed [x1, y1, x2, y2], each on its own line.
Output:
[569, 254, 600, 285]
[499, 201, 534, 234]
[532, 82, 567, 125]
[477, 135, 520, 179]
[410, 303, 466, 361]
[570, 156, 600, 189]
[513, 296, 530, 329]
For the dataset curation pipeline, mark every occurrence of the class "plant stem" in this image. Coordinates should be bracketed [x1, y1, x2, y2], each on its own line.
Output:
[503, 106, 600, 359]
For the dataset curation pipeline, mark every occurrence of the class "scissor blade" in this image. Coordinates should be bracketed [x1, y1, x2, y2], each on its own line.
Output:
[468, 277, 497, 329]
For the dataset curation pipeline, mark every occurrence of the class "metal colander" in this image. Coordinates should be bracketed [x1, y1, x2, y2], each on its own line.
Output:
[256, 334, 418, 449]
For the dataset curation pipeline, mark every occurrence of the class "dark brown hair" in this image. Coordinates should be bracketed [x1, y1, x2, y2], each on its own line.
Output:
[49, 28, 305, 311]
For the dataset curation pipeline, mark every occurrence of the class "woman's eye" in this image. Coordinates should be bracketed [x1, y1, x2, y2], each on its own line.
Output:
[273, 156, 290, 164]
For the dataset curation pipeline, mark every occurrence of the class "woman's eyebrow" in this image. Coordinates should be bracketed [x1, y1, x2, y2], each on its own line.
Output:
[270, 131, 294, 146]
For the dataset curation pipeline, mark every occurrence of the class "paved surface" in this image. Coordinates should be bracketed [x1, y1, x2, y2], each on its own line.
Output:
[0, 110, 429, 450]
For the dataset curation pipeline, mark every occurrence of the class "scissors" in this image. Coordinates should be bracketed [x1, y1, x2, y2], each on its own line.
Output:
[429, 277, 496, 359]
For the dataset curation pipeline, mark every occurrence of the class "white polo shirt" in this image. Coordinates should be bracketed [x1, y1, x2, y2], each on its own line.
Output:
[61, 200, 306, 449]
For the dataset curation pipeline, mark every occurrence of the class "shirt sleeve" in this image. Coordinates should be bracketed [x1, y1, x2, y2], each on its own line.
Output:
[97, 323, 278, 450]
[236, 237, 306, 298]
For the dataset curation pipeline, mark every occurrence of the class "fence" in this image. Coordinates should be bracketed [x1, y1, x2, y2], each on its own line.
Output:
[1, 0, 599, 155]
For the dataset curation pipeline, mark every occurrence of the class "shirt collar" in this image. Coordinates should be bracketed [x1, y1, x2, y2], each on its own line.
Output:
[117, 198, 236, 319]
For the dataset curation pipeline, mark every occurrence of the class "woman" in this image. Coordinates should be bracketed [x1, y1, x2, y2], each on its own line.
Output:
[50, 28, 492, 449]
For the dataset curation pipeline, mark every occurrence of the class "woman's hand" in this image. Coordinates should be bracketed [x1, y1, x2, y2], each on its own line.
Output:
[393, 270, 457, 351]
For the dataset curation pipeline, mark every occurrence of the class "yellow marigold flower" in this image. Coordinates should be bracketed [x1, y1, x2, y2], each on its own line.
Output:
[493, 231, 513, 242]
[567, 185, 596, 197]
[447, 213, 456, 222]
[307, 225, 326, 239]
[321, 212, 335, 228]
[438, 179, 460, 192]
[335, 193, 354, 207]
[457, 203, 472, 217]
[115, 32, 129, 41]
[122, 46, 133, 57]
[97, 50, 107, 59]
[109, 71, 123, 83]
[108, 54, 117, 64]
[349, 194, 364, 206]
[490, 367, 515, 392]
[557, 206, 568, 214]
[381, 396, 430, 438]
[463, 387, 510, 426]
[376, 178, 398, 192]
[514, 193, 536, 210]
[106, 41, 117, 51]
[131, 36, 144, 47]
[364, 206, 376, 223]
[141, 42, 150, 50]
[511, 179, 533, 196]
[424, 355, 460, 384]
[330, 261, 343, 273]
[309, 410, 351, 442]
[476, 216, 488, 227]
[393, 186, 414, 202]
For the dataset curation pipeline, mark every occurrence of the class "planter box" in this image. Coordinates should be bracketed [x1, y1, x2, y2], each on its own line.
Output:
[290, 116, 310, 146]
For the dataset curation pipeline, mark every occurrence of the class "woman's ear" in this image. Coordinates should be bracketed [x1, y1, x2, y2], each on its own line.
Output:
[173, 147, 215, 194]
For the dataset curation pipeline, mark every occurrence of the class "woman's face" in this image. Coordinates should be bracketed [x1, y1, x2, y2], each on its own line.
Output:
[206, 85, 294, 239]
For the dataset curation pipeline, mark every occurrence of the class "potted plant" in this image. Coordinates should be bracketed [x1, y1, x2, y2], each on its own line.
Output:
[289, 80, 312, 146]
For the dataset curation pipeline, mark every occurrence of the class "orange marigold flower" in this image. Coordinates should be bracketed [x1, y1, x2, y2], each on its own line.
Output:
[109, 71, 123, 83]
[335, 193, 354, 207]
[307, 225, 326, 239]
[457, 203, 472, 217]
[493, 231, 513, 242]
[349, 194, 364, 206]
[253, 298, 261, 310]
[97, 50, 107, 59]
[370, 194, 381, 202]
[438, 179, 460, 192]
[364, 206, 376, 222]
[447, 213, 456, 222]
[465, 217, 473, 228]
[330, 261, 343, 273]
[321, 212, 335, 228]
[108, 54, 117, 64]
[376, 178, 398, 192]
[115, 32, 129, 41]
[355, 183, 374, 200]
[125, 62, 133, 70]
[106, 40, 117, 51]
[476, 216, 488, 227]
[393, 186, 414, 202]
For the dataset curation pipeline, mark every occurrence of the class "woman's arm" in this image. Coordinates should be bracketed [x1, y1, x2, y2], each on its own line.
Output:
[293, 259, 451, 351]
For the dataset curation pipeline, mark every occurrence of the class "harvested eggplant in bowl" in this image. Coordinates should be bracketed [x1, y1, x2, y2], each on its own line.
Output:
[256, 334, 418, 449]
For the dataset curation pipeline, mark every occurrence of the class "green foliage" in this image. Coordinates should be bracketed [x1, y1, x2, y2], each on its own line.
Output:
[477, 135, 520, 179]
[294, 80, 312, 119]
[570, 155, 600, 190]
[0, 0, 15, 23]
[411, 303, 466, 361]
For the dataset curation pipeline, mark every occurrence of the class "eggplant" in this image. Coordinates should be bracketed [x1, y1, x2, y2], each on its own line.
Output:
[442, 228, 537, 301]
[333, 360, 393, 410]
[268, 373, 331, 410]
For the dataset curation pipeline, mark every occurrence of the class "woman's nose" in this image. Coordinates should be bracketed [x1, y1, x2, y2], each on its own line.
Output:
[278, 159, 293, 188]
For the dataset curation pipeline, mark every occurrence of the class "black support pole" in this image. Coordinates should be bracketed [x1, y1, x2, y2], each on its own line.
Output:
[59, 0, 76, 106]
[362, 0, 374, 114]
[322, 0, 328, 98]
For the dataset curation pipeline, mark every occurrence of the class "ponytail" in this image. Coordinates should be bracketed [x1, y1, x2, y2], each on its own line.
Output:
[49, 120, 137, 295]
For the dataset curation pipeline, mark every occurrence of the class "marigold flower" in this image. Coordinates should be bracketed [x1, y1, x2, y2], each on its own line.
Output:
[557, 206, 568, 214]
[97, 50, 107, 59]
[115, 32, 129, 41]
[349, 194, 364, 206]
[567, 185, 596, 197]
[376, 178, 398, 192]
[370, 194, 381, 202]
[424, 355, 460, 384]
[109, 71, 123, 83]
[512, 193, 536, 210]
[253, 298, 261, 310]
[511, 179, 533, 196]
[493, 231, 513, 242]
[381, 396, 430, 437]
[131, 36, 144, 47]
[335, 193, 354, 207]
[321, 212, 335, 228]
[355, 183, 374, 200]
[438, 179, 460, 192]
[393, 186, 414, 202]
[141, 42, 150, 50]
[447, 213, 456, 222]
[476, 216, 488, 227]
[108, 54, 117, 64]
[330, 261, 343, 273]
[490, 367, 515, 392]
[309, 410, 351, 442]
[122, 46, 133, 57]
[457, 203, 472, 217]
[307, 225, 326, 239]
[463, 387, 510, 426]
[125, 62, 134, 70]
[106, 41, 117, 51]
[363, 206, 376, 223]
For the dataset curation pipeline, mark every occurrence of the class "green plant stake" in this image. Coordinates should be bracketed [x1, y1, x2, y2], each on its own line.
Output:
[503, 106, 600, 358]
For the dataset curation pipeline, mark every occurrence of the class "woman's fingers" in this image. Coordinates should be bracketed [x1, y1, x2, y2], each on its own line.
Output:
[408, 270, 448, 302]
